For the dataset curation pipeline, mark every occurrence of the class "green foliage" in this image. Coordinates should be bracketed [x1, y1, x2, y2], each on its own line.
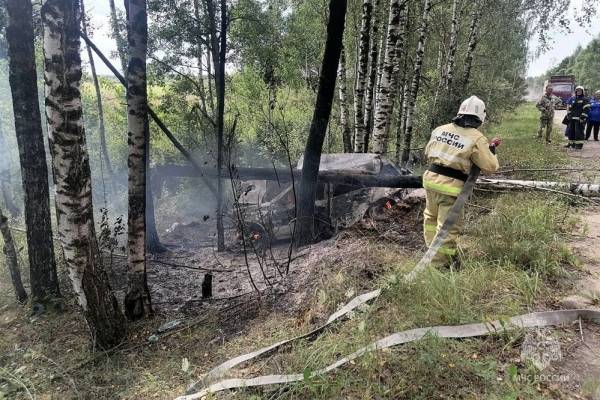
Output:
[545, 34, 600, 91]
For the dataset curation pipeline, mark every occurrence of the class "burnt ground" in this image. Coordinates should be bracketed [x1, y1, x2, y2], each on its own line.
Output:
[103, 192, 426, 329]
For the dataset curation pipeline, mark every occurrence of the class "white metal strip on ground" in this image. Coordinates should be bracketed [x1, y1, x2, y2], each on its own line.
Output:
[177, 309, 600, 400]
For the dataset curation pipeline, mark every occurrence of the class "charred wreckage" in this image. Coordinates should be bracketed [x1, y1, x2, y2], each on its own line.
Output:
[153, 154, 422, 250]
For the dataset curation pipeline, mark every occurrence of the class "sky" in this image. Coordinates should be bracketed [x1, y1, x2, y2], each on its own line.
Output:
[84, 0, 599, 78]
[527, 19, 600, 77]
[84, 1, 121, 76]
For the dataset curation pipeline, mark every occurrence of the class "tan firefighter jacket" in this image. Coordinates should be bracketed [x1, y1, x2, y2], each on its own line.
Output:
[423, 123, 499, 196]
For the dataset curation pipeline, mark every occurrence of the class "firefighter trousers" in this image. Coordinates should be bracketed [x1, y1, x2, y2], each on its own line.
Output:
[423, 189, 464, 265]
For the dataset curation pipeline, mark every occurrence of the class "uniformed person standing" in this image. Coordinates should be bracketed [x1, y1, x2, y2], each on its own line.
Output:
[423, 96, 500, 266]
[535, 84, 561, 143]
[566, 86, 590, 149]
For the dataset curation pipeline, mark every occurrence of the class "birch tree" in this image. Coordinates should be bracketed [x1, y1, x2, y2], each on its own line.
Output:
[0, 208, 27, 303]
[6, 0, 61, 303]
[362, 0, 382, 152]
[42, 0, 126, 348]
[124, 0, 153, 320]
[462, 2, 482, 92]
[370, 0, 408, 154]
[81, 0, 113, 188]
[123, 0, 163, 255]
[444, 0, 460, 90]
[108, 0, 128, 73]
[193, 0, 209, 116]
[401, 0, 433, 164]
[352, 0, 372, 153]
[338, 47, 353, 152]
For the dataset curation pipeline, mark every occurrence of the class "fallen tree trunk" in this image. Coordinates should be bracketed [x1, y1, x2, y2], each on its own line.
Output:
[479, 179, 600, 197]
[153, 164, 423, 188]
[154, 165, 600, 196]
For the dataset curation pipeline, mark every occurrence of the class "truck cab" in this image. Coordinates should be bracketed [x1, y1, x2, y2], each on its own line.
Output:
[548, 75, 575, 109]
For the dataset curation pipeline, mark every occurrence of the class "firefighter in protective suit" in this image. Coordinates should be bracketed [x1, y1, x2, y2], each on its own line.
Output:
[423, 96, 500, 266]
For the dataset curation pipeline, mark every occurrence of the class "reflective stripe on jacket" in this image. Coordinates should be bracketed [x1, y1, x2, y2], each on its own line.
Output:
[423, 123, 499, 197]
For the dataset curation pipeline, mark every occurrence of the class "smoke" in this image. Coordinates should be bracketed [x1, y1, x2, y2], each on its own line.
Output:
[525, 77, 545, 101]
[0, 59, 24, 217]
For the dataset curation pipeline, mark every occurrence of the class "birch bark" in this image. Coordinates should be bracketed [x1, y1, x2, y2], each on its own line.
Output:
[338, 47, 353, 152]
[352, 0, 373, 153]
[401, 0, 433, 164]
[108, 0, 128, 74]
[6, 0, 60, 302]
[462, 2, 482, 92]
[43, 0, 126, 348]
[124, 0, 153, 320]
[362, 0, 382, 153]
[444, 0, 460, 90]
[371, 0, 408, 154]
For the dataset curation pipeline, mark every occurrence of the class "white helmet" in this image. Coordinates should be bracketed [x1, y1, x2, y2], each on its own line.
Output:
[576, 85, 585, 92]
[457, 95, 486, 123]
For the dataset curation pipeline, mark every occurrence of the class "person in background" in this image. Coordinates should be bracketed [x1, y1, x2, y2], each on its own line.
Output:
[422, 96, 501, 267]
[535, 84, 561, 143]
[586, 90, 600, 141]
[565, 86, 590, 149]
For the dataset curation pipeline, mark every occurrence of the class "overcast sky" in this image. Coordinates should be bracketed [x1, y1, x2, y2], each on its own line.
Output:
[527, 19, 600, 77]
[84, 0, 599, 78]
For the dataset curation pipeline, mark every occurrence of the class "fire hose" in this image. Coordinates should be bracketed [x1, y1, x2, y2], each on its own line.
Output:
[177, 309, 600, 399]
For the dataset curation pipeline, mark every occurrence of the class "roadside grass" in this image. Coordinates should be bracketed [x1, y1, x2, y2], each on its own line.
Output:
[0, 103, 584, 399]
[486, 102, 569, 180]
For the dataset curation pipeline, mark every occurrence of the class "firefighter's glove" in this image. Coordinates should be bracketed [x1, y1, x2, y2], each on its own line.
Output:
[489, 137, 501, 155]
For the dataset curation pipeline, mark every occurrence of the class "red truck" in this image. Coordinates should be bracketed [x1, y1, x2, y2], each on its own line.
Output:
[546, 75, 575, 109]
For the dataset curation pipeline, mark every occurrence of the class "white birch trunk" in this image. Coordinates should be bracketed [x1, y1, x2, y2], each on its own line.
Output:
[400, 0, 433, 164]
[124, 0, 152, 320]
[362, 0, 382, 153]
[444, 0, 460, 90]
[193, 0, 209, 115]
[462, 2, 481, 92]
[108, 0, 128, 74]
[371, 0, 408, 155]
[42, 0, 126, 349]
[338, 47, 353, 152]
[352, 0, 373, 153]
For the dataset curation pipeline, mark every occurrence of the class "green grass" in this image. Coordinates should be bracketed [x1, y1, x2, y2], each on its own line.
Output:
[486, 103, 568, 180]
[467, 193, 578, 279]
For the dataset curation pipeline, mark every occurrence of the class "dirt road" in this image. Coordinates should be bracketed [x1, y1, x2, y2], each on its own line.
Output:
[548, 109, 600, 399]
